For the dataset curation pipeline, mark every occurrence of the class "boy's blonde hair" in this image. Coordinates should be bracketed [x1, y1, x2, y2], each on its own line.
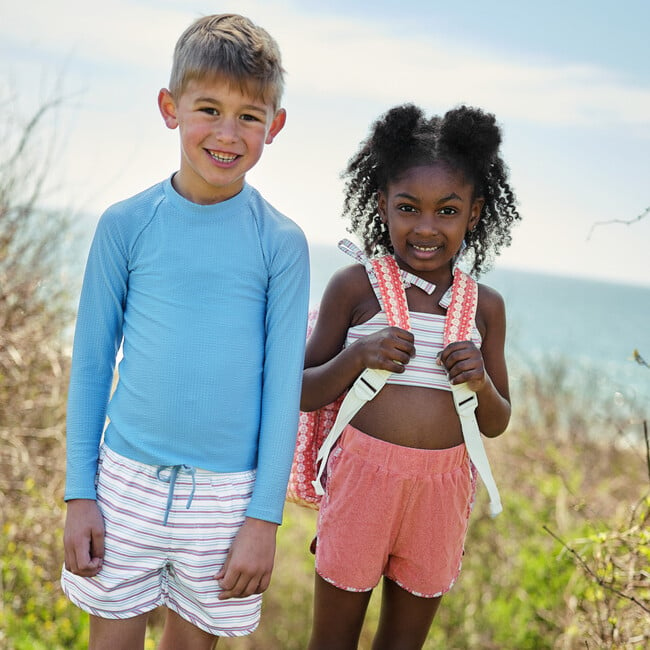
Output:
[169, 14, 285, 109]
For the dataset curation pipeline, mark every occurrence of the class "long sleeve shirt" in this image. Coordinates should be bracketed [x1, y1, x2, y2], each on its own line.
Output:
[65, 178, 310, 524]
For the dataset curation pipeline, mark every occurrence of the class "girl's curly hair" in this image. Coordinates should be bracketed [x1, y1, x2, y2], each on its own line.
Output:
[342, 104, 521, 276]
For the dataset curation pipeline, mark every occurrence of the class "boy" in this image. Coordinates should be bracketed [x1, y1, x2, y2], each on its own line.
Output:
[62, 14, 309, 649]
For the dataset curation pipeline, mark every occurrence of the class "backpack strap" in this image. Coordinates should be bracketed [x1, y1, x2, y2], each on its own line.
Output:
[369, 256, 411, 330]
[312, 254, 408, 495]
[445, 268, 502, 517]
[444, 267, 479, 345]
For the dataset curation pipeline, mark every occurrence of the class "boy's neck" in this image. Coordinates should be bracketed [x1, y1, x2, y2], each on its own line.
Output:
[170, 171, 246, 205]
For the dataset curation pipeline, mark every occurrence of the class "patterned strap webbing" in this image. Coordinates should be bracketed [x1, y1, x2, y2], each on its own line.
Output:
[444, 267, 478, 345]
[369, 256, 410, 330]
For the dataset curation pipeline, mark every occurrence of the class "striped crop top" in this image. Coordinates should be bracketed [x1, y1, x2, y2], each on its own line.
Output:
[340, 240, 482, 392]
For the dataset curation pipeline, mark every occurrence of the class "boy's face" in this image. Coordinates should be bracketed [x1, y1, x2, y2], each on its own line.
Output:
[158, 77, 285, 204]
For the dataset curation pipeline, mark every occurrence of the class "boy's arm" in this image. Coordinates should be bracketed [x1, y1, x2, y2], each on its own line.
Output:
[65, 210, 129, 500]
[64, 210, 129, 571]
[247, 226, 310, 524]
[215, 225, 309, 597]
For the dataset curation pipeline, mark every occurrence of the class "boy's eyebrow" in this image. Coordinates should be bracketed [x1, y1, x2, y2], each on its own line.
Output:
[194, 96, 267, 115]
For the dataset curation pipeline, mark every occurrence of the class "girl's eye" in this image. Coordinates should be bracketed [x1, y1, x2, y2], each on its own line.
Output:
[397, 204, 417, 213]
[439, 207, 458, 216]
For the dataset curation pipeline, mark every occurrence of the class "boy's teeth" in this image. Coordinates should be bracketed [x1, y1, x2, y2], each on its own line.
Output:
[210, 151, 237, 162]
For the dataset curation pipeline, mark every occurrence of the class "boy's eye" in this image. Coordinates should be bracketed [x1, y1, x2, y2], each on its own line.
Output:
[240, 113, 260, 122]
[199, 107, 218, 116]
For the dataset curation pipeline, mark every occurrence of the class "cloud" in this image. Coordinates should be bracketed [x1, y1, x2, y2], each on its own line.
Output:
[3, 0, 649, 131]
[275, 15, 650, 129]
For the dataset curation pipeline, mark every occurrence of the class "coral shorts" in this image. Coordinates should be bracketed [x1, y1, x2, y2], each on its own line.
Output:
[315, 425, 475, 598]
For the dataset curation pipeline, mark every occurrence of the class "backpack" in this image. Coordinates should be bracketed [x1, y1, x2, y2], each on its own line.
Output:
[286, 256, 502, 516]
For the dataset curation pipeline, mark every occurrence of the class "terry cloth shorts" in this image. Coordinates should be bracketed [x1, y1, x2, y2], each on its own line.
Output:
[315, 425, 475, 598]
[61, 444, 260, 637]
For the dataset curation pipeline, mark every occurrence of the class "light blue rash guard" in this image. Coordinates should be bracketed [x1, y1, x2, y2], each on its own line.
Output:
[65, 178, 310, 524]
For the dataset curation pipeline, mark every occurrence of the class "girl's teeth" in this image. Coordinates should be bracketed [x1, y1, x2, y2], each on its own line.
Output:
[413, 244, 439, 251]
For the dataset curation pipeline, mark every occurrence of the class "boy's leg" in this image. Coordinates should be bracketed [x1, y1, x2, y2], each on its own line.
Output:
[371, 577, 442, 650]
[89, 613, 148, 650]
[307, 573, 372, 650]
[159, 609, 218, 650]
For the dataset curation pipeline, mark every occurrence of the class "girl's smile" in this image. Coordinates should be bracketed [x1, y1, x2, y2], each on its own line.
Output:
[378, 163, 483, 283]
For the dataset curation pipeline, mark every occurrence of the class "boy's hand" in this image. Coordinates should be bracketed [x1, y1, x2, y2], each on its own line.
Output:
[438, 340, 486, 392]
[356, 327, 415, 373]
[63, 499, 105, 576]
[215, 517, 277, 599]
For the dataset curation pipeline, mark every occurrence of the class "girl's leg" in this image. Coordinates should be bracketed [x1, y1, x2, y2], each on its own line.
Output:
[158, 608, 219, 650]
[308, 573, 373, 650]
[89, 613, 149, 650]
[371, 577, 442, 650]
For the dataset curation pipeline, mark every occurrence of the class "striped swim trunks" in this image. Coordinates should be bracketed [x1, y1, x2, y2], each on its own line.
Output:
[61, 445, 261, 637]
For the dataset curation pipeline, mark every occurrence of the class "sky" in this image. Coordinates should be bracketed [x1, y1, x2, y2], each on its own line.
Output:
[2, 0, 649, 286]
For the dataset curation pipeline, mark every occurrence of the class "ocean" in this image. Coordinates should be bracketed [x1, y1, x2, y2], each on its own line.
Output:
[308, 243, 650, 434]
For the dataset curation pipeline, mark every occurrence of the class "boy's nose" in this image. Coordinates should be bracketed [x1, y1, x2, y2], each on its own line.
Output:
[216, 118, 238, 143]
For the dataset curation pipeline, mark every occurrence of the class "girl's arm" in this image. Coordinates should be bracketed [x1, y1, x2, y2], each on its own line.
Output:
[438, 284, 511, 437]
[301, 265, 415, 412]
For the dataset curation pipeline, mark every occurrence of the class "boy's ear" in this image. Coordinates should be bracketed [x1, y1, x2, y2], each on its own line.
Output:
[158, 89, 179, 130]
[468, 197, 484, 232]
[265, 108, 286, 144]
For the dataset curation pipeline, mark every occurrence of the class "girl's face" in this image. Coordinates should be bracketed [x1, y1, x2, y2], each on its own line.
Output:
[378, 163, 483, 282]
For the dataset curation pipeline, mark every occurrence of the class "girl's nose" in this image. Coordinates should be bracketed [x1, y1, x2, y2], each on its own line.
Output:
[414, 213, 438, 235]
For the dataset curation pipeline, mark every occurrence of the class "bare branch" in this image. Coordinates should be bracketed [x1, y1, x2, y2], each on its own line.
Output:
[587, 206, 650, 240]
[542, 524, 650, 615]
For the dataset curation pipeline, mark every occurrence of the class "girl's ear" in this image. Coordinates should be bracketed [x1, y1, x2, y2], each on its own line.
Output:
[378, 191, 388, 223]
[468, 197, 484, 232]
[158, 88, 179, 130]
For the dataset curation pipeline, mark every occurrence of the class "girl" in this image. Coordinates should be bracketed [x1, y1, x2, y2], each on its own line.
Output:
[302, 104, 521, 650]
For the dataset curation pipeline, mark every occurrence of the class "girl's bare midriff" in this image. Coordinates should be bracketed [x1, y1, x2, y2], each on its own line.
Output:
[351, 384, 464, 450]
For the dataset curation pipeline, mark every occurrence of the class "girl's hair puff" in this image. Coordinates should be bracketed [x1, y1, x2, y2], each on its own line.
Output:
[342, 103, 521, 276]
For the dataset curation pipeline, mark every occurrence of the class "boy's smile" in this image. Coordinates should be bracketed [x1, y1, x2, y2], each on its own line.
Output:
[158, 78, 285, 204]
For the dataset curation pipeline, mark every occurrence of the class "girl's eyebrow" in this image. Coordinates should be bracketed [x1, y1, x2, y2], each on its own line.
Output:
[439, 192, 463, 202]
[394, 192, 463, 202]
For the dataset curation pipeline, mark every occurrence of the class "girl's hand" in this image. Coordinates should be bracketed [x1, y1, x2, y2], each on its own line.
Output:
[355, 326, 415, 373]
[438, 340, 486, 392]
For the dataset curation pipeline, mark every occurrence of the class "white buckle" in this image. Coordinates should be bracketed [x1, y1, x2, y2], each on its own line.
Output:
[451, 383, 478, 414]
[352, 369, 388, 401]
